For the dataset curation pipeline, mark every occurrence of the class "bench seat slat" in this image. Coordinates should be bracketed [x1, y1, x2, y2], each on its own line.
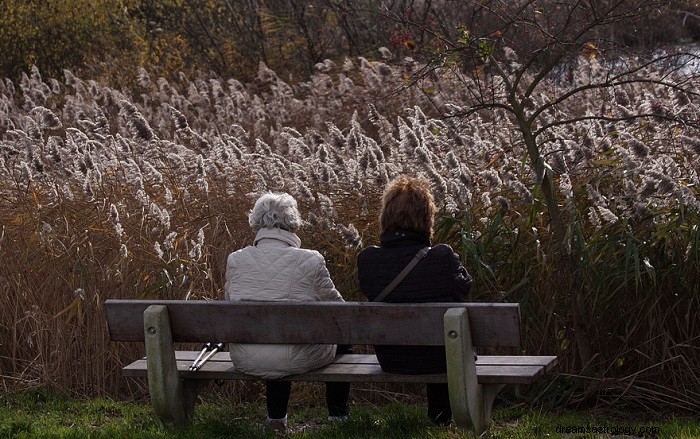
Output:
[122, 352, 556, 385]
[165, 352, 557, 371]
[164, 352, 380, 364]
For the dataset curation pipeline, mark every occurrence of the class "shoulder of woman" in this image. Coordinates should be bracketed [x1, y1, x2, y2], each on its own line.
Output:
[357, 245, 380, 260]
[429, 243, 455, 253]
[296, 247, 326, 263]
[227, 246, 250, 263]
[428, 243, 460, 260]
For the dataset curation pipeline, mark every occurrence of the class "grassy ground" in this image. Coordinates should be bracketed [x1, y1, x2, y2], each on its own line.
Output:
[1, 388, 698, 439]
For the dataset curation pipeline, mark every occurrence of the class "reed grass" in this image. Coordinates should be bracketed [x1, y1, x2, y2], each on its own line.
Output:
[1, 51, 698, 414]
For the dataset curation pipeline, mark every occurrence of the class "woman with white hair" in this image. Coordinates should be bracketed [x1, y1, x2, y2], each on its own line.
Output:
[224, 192, 350, 434]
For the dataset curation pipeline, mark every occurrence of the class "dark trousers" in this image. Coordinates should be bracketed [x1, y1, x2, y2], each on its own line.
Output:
[266, 345, 352, 419]
[374, 346, 453, 425]
[426, 383, 452, 425]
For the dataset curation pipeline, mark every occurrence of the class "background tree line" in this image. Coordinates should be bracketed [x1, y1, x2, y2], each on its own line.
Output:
[1, 0, 699, 87]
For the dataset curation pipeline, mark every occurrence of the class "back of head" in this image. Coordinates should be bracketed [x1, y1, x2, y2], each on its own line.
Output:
[380, 175, 435, 239]
[248, 192, 302, 232]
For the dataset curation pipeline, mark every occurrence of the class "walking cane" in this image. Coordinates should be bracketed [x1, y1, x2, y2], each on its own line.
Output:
[189, 342, 225, 371]
[189, 342, 213, 371]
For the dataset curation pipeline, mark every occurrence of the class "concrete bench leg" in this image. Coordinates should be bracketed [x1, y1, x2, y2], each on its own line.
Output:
[143, 305, 207, 429]
[444, 308, 504, 434]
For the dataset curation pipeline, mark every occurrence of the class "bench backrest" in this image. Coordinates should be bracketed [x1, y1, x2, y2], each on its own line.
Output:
[104, 300, 522, 348]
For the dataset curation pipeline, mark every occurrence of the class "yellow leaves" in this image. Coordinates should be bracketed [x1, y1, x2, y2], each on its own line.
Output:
[582, 42, 599, 59]
[485, 151, 505, 169]
[258, 8, 292, 36]
[457, 25, 473, 48]
[557, 329, 571, 351]
[54, 298, 84, 324]
[560, 337, 571, 351]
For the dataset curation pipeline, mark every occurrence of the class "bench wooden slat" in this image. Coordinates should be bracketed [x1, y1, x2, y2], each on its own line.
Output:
[475, 355, 559, 372]
[105, 300, 522, 348]
[330, 354, 559, 372]
[166, 351, 380, 364]
[122, 352, 556, 385]
[165, 352, 558, 371]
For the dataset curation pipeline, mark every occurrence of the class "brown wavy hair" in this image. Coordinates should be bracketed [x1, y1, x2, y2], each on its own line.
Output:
[379, 175, 436, 239]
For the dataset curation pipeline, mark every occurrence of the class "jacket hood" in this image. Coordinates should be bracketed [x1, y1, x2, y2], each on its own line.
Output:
[254, 227, 302, 248]
[379, 229, 431, 247]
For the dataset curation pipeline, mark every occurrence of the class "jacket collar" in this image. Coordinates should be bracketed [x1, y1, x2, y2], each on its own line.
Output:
[380, 229, 431, 247]
[254, 227, 302, 248]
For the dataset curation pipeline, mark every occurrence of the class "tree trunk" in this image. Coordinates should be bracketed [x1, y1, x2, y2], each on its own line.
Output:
[517, 110, 595, 372]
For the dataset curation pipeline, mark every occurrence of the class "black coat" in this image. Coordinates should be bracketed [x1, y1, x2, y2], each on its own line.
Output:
[357, 229, 472, 374]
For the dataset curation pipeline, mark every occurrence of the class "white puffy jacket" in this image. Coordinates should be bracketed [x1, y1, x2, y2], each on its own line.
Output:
[224, 227, 344, 379]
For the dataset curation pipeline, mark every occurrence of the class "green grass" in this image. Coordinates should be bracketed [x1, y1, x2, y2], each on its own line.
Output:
[1, 388, 698, 438]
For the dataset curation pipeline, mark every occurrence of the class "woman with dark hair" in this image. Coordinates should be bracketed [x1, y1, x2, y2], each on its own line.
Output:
[225, 192, 351, 434]
[357, 175, 472, 425]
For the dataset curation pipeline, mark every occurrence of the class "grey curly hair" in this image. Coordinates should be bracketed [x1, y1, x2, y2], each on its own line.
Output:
[248, 192, 303, 232]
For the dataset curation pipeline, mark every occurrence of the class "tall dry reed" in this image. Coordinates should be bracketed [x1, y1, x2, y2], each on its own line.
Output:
[0, 55, 698, 413]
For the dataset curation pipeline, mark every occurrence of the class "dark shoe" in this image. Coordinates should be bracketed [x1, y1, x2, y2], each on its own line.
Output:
[267, 417, 287, 435]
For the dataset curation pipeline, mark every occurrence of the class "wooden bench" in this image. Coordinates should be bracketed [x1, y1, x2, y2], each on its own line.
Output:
[104, 299, 557, 434]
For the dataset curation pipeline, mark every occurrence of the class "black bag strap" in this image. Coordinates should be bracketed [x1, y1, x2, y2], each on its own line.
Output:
[372, 247, 430, 302]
